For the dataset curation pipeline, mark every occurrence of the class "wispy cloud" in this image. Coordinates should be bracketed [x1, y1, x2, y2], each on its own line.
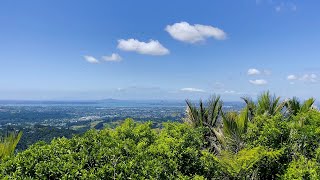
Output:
[117, 39, 169, 56]
[224, 90, 236, 94]
[247, 68, 261, 75]
[300, 74, 317, 83]
[102, 53, 122, 62]
[275, 6, 281, 12]
[287, 74, 318, 83]
[275, 2, 297, 12]
[84, 55, 99, 64]
[249, 79, 268, 85]
[165, 21, 227, 44]
[180, 88, 205, 92]
[256, 0, 297, 12]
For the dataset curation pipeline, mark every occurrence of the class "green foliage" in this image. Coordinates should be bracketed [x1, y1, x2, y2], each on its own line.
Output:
[0, 131, 22, 160]
[184, 96, 223, 152]
[218, 107, 249, 153]
[245, 113, 290, 149]
[242, 91, 285, 118]
[281, 155, 320, 179]
[0, 119, 206, 179]
[1, 92, 320, 179]
[184, 95, 222, 128]
[285, 97, 315, 117]
[217, 146, 283, 179]
[288, 111, 320, 159]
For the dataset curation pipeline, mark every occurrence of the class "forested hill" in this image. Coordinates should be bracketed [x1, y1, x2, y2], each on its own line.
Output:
[1, 92, 320, 179]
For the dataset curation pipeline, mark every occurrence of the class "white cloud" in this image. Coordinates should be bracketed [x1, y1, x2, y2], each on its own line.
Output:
[287, 74, 297, 80]
[180, 88, 205, 92]
[224, 90, 236, 94]
[117, 39, 169, 56]
[275, 2, 297, 12]
[275, 6, 281, 12]
[249, 79, 268, 85]
[84, 55, 99, 64]
[287, 73, 318, 83]
[247, 68, 261, 75]
[300, 74, 317, 83]
[257, 1, 297, 12]
[165, 21, 227, 43]
[102, 53, 122, 62]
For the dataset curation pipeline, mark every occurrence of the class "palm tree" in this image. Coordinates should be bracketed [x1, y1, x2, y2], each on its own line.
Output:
[184, 95, 222, 128]
[0, 131, 22, 160]
[256, 91, 285, 116]
[285, 97, 315, 116]
[184, 95, 223, 152]
[215, 107, 249, 153]
[242, 91, 285, 119]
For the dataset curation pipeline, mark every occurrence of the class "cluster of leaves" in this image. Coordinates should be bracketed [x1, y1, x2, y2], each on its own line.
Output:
[184, 91, 320, 179]
[1, 91, 320, 179]
[0, 119, 209, 179]
[0, 131, 22, 160]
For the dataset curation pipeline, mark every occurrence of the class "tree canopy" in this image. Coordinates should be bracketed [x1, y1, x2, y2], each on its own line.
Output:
[1, 92, 320, 179]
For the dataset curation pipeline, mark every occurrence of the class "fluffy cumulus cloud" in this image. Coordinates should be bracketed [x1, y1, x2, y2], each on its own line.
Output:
[287, 74, 297, 80]
[249, 79, 268, 85]
[102, 53, 122, 62]
[180, 88, 205, 92]
[117, 39, 169, 56]
[247, 68, 261, 75]
[84, 55, 99, 64]
[165, 22, 227, 43]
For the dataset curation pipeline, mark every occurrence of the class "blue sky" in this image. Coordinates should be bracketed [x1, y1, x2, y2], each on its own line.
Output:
[1, 0, 320, 101]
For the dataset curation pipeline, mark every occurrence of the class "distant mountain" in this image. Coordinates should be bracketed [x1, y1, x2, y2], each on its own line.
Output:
[98, 98, 122, 102]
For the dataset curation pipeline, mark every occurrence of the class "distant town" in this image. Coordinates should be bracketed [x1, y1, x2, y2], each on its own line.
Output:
[0, 100, 244, 150]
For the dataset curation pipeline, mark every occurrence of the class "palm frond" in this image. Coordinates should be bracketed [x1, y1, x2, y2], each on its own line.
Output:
[237, 107, 249, 134]
[285, 97, 301, 116]
[185, 100, 199, 127]
[256, 91, 284, 116]
[301, 98, 315, 113]
[241, 96, 255, 121]
[207, 95, 222, 126]
[0, 131, 22, 160]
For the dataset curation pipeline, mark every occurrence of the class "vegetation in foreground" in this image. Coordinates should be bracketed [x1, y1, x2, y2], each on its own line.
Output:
[1, 92, 320, 179]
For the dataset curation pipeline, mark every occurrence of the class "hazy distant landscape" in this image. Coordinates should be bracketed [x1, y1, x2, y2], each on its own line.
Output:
[0, 99, 244, 150]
